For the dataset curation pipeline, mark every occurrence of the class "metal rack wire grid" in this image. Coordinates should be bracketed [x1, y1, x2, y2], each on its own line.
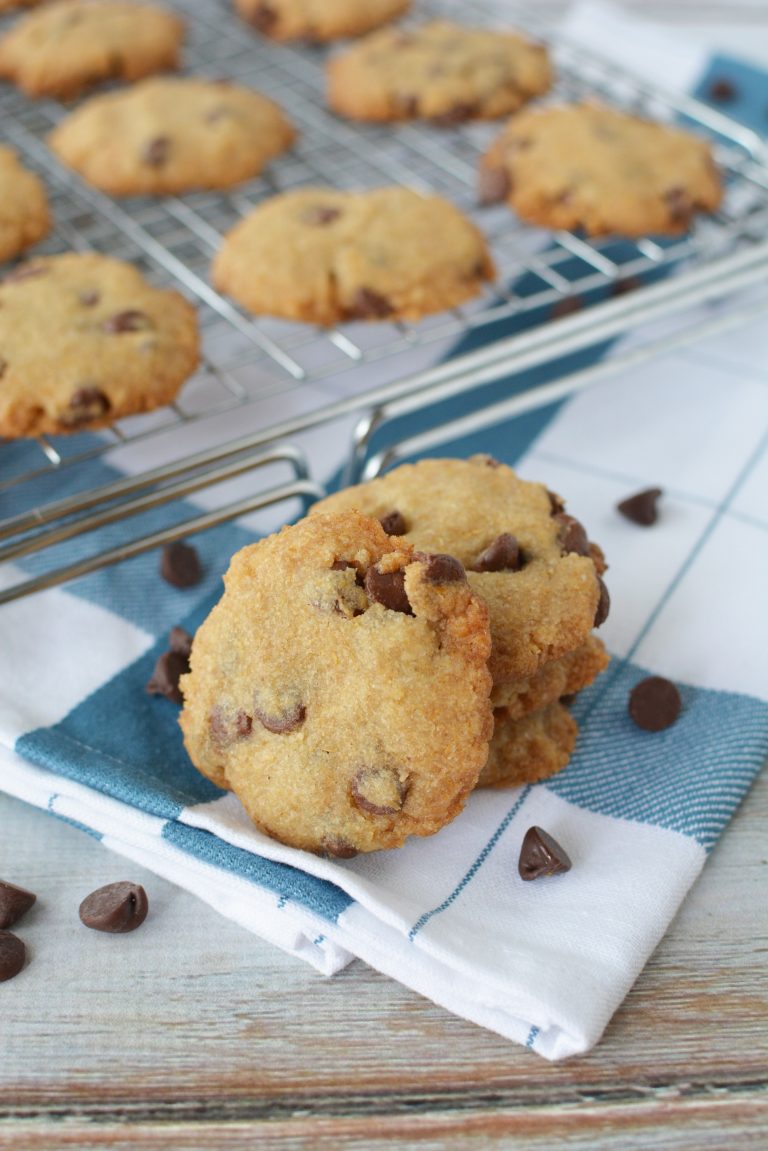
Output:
[1, 0, 767, 504]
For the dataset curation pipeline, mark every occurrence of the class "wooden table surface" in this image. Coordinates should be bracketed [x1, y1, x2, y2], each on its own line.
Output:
[2, 770, 766, 1150]
[3, 4, 768, 1148]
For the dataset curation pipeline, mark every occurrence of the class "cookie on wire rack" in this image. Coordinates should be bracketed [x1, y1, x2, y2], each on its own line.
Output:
[479, 102, 723, 236]
[0, 145, 50, 264]
[49, 78, 296, 196]
[328, 20, 552, 124]
[236, 0, 410, 42]
[0, 0, 184, 100]
[212, 186, 495, 326]
[0, 253, 200, 439]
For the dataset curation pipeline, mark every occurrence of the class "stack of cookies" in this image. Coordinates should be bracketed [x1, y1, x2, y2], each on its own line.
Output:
[180, 456, 610, 857]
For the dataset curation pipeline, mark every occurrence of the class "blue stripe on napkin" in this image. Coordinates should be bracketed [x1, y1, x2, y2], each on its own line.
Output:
[550, 664, 768, 851]
[162, 822, 353, 922]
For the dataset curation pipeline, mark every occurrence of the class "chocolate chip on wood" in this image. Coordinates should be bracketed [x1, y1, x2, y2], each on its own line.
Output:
[78, 882, 149, 933]
[0, 880, 36, 929]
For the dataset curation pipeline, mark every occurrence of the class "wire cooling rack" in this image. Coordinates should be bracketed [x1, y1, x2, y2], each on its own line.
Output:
[1, 0, 767, 601]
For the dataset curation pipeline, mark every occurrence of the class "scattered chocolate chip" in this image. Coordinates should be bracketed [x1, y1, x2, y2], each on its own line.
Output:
[664, 186, 692, 227]
[246, 0, 276, 30]
[103, 309, 151, 333]
[474, 533, 523, 573]
[617, 487, 663, 527]
[78, 289, 100, 306]
[168, 626, 193, 658]
[2, 263, 47, 284]
[709, 78, 737, 102]
[319, 836, 358, 859]
[551, 296, 582, 319]
[560, 693, 578, 707]
[301, 205, 341, 226]
[554, 513, 590, 557]
[146, 650, 188, 704]
[478, 165, 511, 206]
[349, 287, 393, 320]
[78, 882, 148, 933]
[548, 489, 565, 515]
[66, 386, 111, 425]
[253, 700, 306, 734]
[421, 553, 466, 583]
[160, 540, 202, 588]
[628, 676, 681, 732]
[518, 826, 572, 881]
[350, 766, 407, 816]
[364, 565, 412, 615]
[610, 276, 642, 297]
[594, 576, 610, 628]
[143, 136, 170, 168]
[379, 510, 407, 536]
[432, 101, 477, 125]
[0, 881, 36, 929]
[0, 931, 26, 982]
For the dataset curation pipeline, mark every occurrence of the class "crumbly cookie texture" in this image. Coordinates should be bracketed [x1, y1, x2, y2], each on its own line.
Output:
[212, 187, 494, 325]
[490, 635, 609, 716]
[479, 102, 723, 236]
[180, 510, 494, 856]
[0, 146, 50, 264]
[328, 21, 551, 124]
[0, 0, 184, 100]
[49, 78, 296, 196]
[478, 701, 577, 789]
[0, 252, 199, 438]
[311, 456, 609, 683]
[235, 0, 410, 42]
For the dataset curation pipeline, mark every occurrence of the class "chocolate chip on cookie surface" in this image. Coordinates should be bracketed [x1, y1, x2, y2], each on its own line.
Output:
[235, 0, 410, 42]
[0, 252, 199, 438]
[179, 510, 494, 855]
[0, 0, 184, 100]
[212, 187, 494, 325]
[328, 20, 551, 123]
[311, 457, 608, 683]
[0, 145, 50, 264]
[49, 78, 296, 196]
[480, 102, 722, 236]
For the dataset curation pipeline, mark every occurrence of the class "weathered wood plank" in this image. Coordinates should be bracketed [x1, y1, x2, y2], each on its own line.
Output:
[1, 767, 765, 1113]
[1, 1090, 767, 1150]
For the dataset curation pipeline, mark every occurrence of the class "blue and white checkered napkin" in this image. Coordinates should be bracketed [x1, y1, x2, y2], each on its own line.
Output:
[1, 5, 767, 1059]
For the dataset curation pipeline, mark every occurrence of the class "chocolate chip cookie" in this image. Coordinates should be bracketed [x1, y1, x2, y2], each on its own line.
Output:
[0, 0, 184, 100]
[328, 21, 551, 124]
[478, 701, 578, 788]
[236, 0, 409, 42]
[212, 187, 494, 325]
[311, 456, 609, 683]
[179, 510, 494, 856]
[49, 78, 296, 196]
[0, 146, 50, 264]
[479, 102, 722, 236]
[0, 253, 199, 438]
